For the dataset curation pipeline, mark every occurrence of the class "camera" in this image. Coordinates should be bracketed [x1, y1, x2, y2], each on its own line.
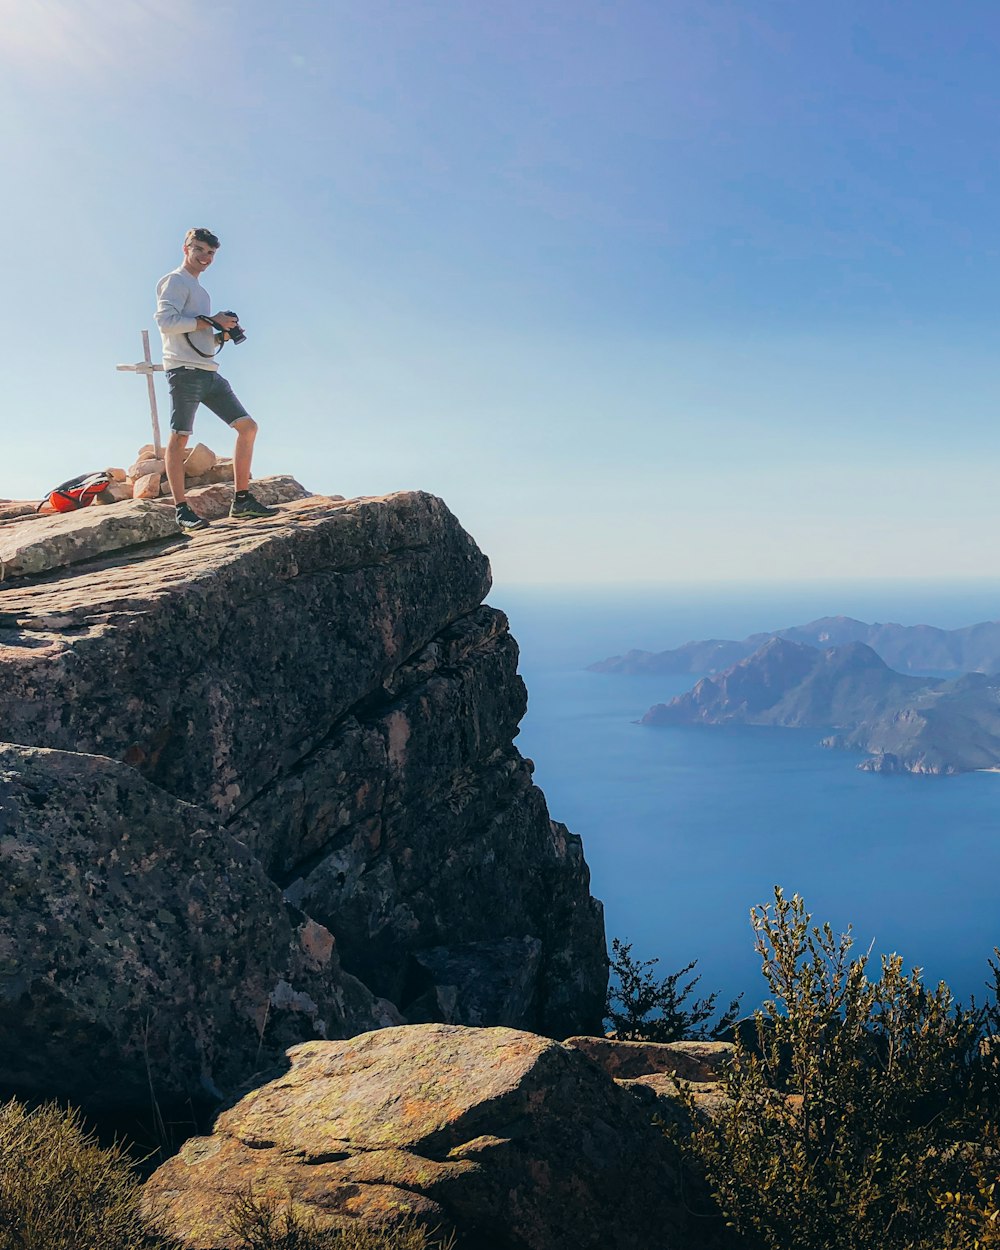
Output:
[219, 311, 246, 345]
[204, 312, 247, 345]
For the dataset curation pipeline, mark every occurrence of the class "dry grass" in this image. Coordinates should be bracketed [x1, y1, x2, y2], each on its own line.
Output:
[0, 1097, 456, 1250]
[0, 1098, 176, 1250]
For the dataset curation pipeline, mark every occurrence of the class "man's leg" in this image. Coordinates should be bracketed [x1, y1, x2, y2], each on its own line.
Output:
[164, 370, 211, 531]
[200, 374, 276, 519]
[228, 415, 277, 518]
[232, 417, 258, 492]
[165, 431, 191, 504]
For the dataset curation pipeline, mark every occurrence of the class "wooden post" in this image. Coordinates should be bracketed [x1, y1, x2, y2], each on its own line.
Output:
[116, 331, 164, 456]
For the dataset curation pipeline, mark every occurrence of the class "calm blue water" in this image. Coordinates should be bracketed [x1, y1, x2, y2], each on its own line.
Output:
[489, 581, 1000, 1014]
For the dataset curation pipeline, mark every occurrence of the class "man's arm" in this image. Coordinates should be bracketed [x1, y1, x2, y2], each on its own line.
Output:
[155, 273, 200, 337]
[155, 275, 238, 337]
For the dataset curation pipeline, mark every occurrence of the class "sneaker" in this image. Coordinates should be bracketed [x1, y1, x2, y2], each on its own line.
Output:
[175, 501, 211, 531]
[229, 491, 278, 519]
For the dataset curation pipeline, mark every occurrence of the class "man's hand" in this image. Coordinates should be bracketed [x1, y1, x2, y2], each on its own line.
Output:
[198, 312, 238, 333]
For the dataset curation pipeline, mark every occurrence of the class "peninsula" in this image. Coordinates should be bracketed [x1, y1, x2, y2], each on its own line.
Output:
[641, 637, 1000, 775]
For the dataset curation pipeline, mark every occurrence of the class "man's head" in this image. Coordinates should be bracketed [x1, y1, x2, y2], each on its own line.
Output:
[182, 227, 220, 277]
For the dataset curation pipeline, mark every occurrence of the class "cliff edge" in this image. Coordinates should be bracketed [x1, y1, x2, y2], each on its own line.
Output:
[0, 487, 606, 1113]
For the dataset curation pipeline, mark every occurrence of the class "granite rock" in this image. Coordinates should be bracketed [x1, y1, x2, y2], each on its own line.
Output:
[567, 1035, 735, 1130]
[566, 1035, 734, 1083]
[0, 491, 481, 814]
[0, 504, 40, 526]
[133, 471, 163, 499]
[0, 744, 398, 1111]
[129, 457, 165, 481]
[182, 474, 311, 519]
[0, 489, 607, 1071]
[0, 498, 178, 580]
[232, 603, 606, 1037]
[183, 444, 216, 477]
[96, 482, 135, 504]
[143, 1024, 689, 1250]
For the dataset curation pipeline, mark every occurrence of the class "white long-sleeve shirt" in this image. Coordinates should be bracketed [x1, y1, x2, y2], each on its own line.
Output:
[155, 267, 220, 371]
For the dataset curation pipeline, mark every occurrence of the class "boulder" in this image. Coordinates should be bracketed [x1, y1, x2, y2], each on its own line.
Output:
[106, 467, 128, 482]
[143, 1024, 689, 1250]
[566, 1035, 734, 1083]
[566, 1036, 735, 1130]
[128, 457, 165, 481]
[133, 471, 162, 499]
[204, 458, 235, 484]
[0, 744, 399, 1111]
[183, 443, 217, 477]
[182, 460, 238, 489]
[618, 1074, 732, 1128]
[184, 475, 312, 520]
[0, 503, 40, 525]
[95, 481, 135, 504]
[0, 499, 178, 579]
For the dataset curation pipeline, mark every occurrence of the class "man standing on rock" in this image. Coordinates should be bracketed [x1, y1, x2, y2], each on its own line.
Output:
[155, 227, 276, 531]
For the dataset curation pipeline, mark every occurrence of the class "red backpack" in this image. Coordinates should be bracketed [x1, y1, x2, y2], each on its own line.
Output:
[38, 472, 113, 513]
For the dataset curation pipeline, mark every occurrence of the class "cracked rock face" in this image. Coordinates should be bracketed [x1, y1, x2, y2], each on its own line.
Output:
[0, 490, 607, 1110]
[143, 1023, 688, 1250]
[232, 603, 606, 1039]
[0, 744, 398, 1110]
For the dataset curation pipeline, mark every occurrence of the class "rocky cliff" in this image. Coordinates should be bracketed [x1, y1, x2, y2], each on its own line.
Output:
[0, 488, 606, 1114]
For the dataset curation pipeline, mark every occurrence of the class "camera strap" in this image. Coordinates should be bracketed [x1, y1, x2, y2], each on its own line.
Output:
[184, 316, 227, 359]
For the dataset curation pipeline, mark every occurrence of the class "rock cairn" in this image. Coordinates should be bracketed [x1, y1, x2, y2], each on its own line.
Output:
[0, 444, 238, 526]
[109, 442, 236, 503]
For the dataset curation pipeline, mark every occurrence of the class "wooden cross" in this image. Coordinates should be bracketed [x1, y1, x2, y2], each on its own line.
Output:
[116, 330, 164, 456]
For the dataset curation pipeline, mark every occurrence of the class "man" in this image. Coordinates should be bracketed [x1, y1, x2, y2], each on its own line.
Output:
[155, 227, 276, 531]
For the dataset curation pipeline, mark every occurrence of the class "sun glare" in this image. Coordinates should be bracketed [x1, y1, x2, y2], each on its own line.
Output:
[0, 0, 191, 77]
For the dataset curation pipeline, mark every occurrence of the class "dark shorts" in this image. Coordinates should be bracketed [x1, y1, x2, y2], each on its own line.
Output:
[166, 367, 250, 435]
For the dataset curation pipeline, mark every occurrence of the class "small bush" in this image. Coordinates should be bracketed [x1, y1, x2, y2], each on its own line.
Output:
[605, 936, 742, 1042]
[0, 1098, 177, 1250]
[680, 887, 1000, 1250]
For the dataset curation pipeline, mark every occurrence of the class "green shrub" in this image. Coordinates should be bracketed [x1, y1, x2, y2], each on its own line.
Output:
[605, 936, 742, 1042]
[0, 1098, 177, 1250]
[680, 887, 1000, 1250]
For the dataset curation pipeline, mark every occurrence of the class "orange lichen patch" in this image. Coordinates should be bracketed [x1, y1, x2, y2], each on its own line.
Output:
[219, 1027, 556, 1158]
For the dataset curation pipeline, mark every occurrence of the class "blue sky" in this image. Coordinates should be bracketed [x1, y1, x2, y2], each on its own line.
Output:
[3, 1, 1000, 584]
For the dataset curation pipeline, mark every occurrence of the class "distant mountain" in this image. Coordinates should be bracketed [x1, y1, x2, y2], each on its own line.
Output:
[643, 638, 936, 729]
[590, 615, 1000, 676]
[641, 638, 1000, 775]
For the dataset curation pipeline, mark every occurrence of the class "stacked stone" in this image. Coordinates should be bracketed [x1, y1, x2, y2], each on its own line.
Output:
[116, 443, 235, 502]
[0, 447, 239, 522]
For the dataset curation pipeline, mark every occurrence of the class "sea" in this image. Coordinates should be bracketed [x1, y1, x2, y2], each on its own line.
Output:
[488, 580, 1000, 1017]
